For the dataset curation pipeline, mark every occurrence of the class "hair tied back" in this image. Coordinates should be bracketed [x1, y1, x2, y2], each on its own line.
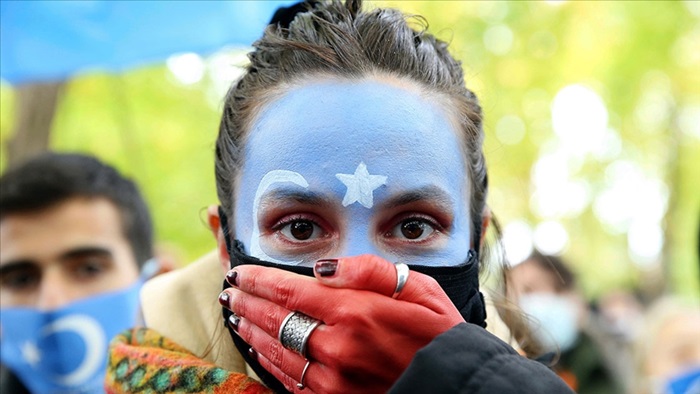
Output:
[269, 0, 319, 29]
[346, 0, 361, 18]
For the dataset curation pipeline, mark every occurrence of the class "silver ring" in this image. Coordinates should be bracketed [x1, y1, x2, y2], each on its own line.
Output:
[278, 311, 321, 357]
[297, 360, 311, 390]
[392, 263, 409, 299]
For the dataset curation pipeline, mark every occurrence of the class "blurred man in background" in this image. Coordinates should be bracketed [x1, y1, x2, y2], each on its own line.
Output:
[0, 152, 162, 393]
[507, 251, 622, 394]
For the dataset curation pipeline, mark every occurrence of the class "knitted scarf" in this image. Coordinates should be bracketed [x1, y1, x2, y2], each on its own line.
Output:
[106, 327, 272, 394]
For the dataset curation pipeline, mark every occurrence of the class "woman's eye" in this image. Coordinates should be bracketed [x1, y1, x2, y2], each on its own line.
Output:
[390, 219, 436, 241]
[279, 219, 324, 241]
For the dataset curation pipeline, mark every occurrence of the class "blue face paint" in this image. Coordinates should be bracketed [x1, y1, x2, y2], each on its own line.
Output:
[234, 78, 471, 266]
[0, 281, 142, 394]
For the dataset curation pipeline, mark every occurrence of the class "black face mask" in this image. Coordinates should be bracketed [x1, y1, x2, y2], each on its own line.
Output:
[219, 210, 486, 393]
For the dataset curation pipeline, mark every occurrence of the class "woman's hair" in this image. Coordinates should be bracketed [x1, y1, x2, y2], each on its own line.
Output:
[213, 0, 544, 359]
[215, 0, 487, 252]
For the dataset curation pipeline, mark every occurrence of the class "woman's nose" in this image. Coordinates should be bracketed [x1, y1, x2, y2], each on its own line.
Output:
[340, 229, 385, 260]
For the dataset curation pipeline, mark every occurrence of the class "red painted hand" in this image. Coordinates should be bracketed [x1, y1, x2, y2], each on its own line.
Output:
[219, 255, 465, 394]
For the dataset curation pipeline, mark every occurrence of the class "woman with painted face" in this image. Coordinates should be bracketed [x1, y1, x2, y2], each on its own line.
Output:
[107, 1, 573, 393]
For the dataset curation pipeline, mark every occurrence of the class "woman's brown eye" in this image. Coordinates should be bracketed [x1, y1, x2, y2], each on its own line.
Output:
[289, 220, 314, 240]
[401, 220, 426, 239]
[279, 218, 324, 242]
[388, 218, 436, 242]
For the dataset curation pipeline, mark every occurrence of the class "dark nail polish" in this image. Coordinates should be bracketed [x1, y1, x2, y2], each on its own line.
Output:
[226, 270, 239, 286]
[315, 259, 338, 277]
[228, 314, 240, 331]
[218, 291, 230, 307]
[248, 347, 258, 360]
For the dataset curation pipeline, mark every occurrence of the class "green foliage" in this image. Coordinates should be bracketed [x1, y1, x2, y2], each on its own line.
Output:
[1, 67, 221, 263]
[376, 1, 699, 299]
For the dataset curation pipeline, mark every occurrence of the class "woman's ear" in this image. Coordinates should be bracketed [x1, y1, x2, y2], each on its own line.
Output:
[207, 204, 232, 274]
[480, 206, 491, 247]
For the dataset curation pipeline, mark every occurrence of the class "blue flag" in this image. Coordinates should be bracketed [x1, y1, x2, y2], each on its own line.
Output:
[1, 0, 297, 84]
[0, 281, 143, 393]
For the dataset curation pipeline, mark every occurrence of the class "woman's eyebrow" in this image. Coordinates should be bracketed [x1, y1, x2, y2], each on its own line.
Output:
[380, 186, 454, 211]
[261, 188, 333, 206]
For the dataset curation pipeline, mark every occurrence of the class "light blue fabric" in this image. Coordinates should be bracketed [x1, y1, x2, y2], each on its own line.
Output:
[666, 367, 700, 394]
[0, 281, 143, 394]
[1, 0, 297, 84]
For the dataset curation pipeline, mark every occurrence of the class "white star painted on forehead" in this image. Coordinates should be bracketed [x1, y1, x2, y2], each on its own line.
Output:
[335, 162, 387, 208]
[21, 341, 40, 367]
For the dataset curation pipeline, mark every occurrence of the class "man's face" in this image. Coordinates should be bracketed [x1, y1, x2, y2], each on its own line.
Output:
[233, 76, 473, 267]
[0, 197, 139, 310]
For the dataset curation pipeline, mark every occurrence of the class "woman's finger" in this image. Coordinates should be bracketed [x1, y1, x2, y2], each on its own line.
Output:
[221, 266, 465, 393]
[314, 255, 453, 309]
[225, 265, 392, 320]
[222, 287, 341, 365]
[222, 287, 292, 340]
[225, 297, 363, 394]
[222, 287, 326, 350]
[222, 276, 456, 363]
[228, 258, 452, 314]
[224, 306, 310, 390]
[256, 347, 376, 394]
[254, 352, 322, 394]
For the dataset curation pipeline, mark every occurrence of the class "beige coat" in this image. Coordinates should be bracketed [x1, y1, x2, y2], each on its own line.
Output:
[140, 252, 256, 377]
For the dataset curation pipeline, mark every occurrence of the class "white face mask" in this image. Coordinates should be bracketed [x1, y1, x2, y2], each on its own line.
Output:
[519, 293, 579, 352]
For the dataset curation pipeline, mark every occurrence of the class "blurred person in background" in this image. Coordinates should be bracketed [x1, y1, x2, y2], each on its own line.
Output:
[633, 296, 700, 394]
[0, 152, 166, 393]
[592, 289, 645, 392]
[507, 250, 621, 394]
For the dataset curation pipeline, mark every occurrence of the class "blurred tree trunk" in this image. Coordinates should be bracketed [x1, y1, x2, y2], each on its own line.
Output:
[6, 81, 65, 167]
[661, 113, 700, 297]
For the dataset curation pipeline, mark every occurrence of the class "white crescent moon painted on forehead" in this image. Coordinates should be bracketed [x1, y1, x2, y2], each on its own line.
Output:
[250, 170, 309, 264]
[42, 314, 105, 386]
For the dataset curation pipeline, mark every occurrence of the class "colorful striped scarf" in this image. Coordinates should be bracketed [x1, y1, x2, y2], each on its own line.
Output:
[106, 328, 272, 393]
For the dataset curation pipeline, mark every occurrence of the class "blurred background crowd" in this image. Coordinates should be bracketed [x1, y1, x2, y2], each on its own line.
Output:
[1, 1, 698, 393]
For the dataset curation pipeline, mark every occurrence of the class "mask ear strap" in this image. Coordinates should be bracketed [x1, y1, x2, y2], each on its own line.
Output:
[138, 258, 160, 281]
[218, 206, 234, 257]
[467, 249, 478, 265]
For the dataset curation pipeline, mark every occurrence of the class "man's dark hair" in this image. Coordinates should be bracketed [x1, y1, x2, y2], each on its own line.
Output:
[0, 152, 153, 267]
